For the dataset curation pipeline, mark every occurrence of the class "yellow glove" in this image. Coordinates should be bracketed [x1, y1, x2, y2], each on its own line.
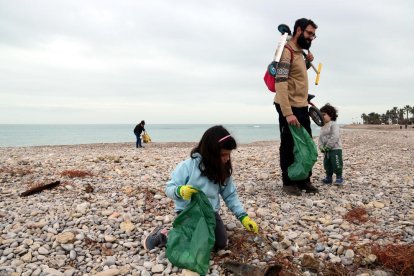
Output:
[241, 216, 258, 234]
[177, 185, 198, 200]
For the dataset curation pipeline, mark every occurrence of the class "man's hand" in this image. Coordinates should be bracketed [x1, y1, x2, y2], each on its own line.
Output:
[306, 50, 314, 62]
[286, 115, 300, 127]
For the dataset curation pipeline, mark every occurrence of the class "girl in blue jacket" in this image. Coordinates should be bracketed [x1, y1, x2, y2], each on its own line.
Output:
[143, 125, 258, 251]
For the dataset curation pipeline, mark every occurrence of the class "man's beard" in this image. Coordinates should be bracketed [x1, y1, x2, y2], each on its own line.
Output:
[297, 33, 312, 50]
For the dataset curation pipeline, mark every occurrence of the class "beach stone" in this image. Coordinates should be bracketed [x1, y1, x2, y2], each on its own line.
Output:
[61, 243, 74, 251]
[120, 221, 135, 232]
[344, 249, 355, 258]
[69, 250, 76, 260]
[226, 222, 237, 230]
[75, 202, 90, 214]
[104, 235, 117, 242]
[301, 254, 319, 271]
[95, 268, 120, 276]
[38, 247, 50, 255]
[182, 269, 199, 276]
[373, 201, 385, 208]
[56, 232, 75, 244]
[3, 248, 14, 256]
[21, 252, 32, 262]
[64, 268, 76, 276]
[104, 256, 116, 266]
[44, 268, 64, 276]
[315, 244, 325, 252]
[151, 264, 164, 273]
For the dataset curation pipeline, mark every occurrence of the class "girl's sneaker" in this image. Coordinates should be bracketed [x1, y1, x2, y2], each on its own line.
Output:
[142, 226, 167, 250]
[334, 177, 344, 185]
[322, 176, 333, 184]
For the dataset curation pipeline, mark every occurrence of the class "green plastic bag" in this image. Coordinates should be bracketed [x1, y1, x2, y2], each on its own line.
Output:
[166, 190, 216, 275]
[288, 125, 318, 181]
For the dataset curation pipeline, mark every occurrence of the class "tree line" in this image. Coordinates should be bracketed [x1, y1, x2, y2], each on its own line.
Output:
[361, 105, 414, 125]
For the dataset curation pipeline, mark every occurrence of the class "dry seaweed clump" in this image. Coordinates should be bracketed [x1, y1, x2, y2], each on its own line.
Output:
[0, 166, 32, 176]
[344, 207, 369, 224]
[371, 244, 414, 276]
[215, 232, 353, 275]
[60, 170, 93, 178]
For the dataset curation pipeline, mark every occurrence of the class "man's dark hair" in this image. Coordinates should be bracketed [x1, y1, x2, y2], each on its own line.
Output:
[293, 18, 318, 37]
[320, 103, 338, 121]
[191, 125, 237, 185]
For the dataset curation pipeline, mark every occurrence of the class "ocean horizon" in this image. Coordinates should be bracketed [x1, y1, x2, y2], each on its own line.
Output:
[0, 124, 322, 147]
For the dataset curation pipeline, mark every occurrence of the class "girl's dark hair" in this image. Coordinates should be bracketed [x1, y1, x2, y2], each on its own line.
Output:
[191, 125, 237, 185]
[140, 120, 145, 125]
[320, 103, 338, 121]
[293, 18, 318, 37]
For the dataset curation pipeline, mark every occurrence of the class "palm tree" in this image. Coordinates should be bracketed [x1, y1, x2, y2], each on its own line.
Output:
[361, 113, 368, 124]
[380, 113, 389, 124]
[390, 107, 399, 124]
[398, 109, 405, 124]
[403, 105, 412, 122]
[410, 106, 414, 123]
[385, 110, 392, 124]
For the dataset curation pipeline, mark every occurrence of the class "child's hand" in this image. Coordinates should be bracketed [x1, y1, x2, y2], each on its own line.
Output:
[177, 185, 198, 200]
[241, 216, 258, 234]
[320, 146, 330, 153]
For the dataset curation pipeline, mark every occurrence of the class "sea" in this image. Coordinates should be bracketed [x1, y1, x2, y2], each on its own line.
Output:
[0, 124, 322, 147]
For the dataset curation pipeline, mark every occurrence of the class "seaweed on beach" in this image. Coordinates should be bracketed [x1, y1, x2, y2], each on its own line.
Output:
[346, 229, 402, 244]
[60, 169, 93, 178]
[215, 231, 355, 276]
[343, 207, 369, 224]
[371, 244, 414, 276]
[141, 187, 172, 215]
[0, 166, 32, 176]
[215, 231, 302, 275]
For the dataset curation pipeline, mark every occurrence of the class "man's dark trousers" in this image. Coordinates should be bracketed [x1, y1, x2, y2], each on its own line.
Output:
[275, 103, 312, 187]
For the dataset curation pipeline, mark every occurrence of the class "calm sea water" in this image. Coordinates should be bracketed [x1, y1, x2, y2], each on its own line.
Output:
[0, 124, 321, 147]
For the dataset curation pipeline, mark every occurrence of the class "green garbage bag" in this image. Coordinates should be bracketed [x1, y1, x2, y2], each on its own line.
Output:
[166, 190, 216, 275]
[288, 125, 318, 181]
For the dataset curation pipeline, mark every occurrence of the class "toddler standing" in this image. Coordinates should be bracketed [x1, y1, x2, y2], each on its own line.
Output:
[319, 104, 344, 185]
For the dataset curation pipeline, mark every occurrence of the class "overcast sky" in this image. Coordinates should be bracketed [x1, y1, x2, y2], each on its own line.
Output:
[1, 0, 413, 124]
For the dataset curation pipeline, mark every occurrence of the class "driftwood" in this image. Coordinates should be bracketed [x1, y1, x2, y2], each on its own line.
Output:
[20, 181, 61, 197]
[222, 261, 282, 276]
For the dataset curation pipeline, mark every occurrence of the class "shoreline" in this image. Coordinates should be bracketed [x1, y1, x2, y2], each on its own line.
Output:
[2, 124, 413, 149]
[342, 123, 414, 130]
[0, 140, 278, 150]
[1, 128, 413, 275]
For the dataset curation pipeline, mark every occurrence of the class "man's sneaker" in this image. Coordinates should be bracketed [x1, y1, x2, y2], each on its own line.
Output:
[322, 176, 333, 184]
[142, 226, 166, 250]
[334, 177, 344, 185]
[282, 185, 302, 196]
[301, 182, 319, 193]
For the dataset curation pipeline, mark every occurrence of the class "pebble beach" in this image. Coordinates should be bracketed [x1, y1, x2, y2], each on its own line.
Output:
[1, 127, 413, 276]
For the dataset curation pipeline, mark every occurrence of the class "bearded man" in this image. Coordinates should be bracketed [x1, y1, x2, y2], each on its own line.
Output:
[274, 18, 319, 196]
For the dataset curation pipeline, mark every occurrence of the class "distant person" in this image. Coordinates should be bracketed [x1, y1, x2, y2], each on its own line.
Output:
[133, 120, 146, 148]
[319, 104, 344, 185]
[142, 125, 258, 251]
[274, 18, 319, 195]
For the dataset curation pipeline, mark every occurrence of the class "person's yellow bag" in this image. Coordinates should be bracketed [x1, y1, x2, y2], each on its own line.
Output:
[142, 132, 151, 143]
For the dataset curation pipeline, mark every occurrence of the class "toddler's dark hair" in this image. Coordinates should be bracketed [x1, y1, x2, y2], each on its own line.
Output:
[191, 125, 237, 185]
[320, 103, 338, 121]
